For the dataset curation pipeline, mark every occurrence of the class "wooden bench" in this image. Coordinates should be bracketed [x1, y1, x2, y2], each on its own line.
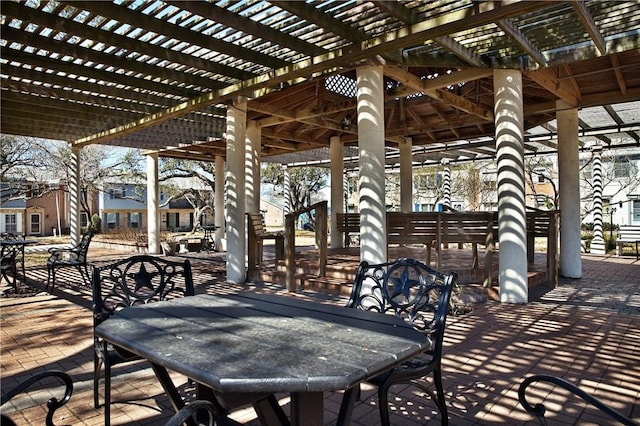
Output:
[526, 210, 559, 287]
[386, 212, 439, 265]
[616, 225, 640, 258]
[247, 213, 284, 269]
[335, 213, 360, 247]
[439, 212, 497, 286]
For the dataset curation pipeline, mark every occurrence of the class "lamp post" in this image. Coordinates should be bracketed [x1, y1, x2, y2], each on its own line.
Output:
[609, 206, 617, 241]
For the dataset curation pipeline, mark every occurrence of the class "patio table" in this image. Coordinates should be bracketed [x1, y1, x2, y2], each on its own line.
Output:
[198, 224, 219, 252]
[94, 292, 429, 426]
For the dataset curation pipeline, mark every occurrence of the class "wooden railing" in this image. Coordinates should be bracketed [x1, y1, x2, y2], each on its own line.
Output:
[284, 201, 328, 291]
[335, 210, 559, 288]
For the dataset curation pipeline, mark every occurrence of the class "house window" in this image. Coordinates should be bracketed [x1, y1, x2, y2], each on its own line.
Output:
[80, 213, 89, 229]
[5, 214, 17, 233]
[110, 187, 125, 199]
[612, 161, 637, 179]
[129, 212, 142, 229]
[105, 213, 119, 229]
[633, 200, 640, 222]
[166, 212, 179, 231]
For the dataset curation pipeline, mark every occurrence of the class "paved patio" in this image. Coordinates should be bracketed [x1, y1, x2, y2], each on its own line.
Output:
[1, 248, 638, 425]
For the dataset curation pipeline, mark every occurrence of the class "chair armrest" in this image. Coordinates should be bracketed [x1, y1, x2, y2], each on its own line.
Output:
[0, 370, 73, 426]
[518, 374, 636, 426]
[47, 247, 80, 264]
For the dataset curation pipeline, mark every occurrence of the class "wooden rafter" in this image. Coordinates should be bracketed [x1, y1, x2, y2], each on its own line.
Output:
[571, 0, 607, 55]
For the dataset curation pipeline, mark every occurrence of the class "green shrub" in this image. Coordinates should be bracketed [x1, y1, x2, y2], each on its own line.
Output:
[90, 214, 102, 234]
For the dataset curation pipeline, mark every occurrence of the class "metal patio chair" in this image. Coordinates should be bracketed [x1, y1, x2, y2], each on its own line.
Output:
[91, 255, 195, 426]
[46, 230, 93, 291]
[1, 370, 73, 426]
[1, 241, 22, 288]
[337, 258, 456, 426]
[519, 374, 637, 426]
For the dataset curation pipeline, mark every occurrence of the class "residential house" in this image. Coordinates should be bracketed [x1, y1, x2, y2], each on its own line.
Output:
[1, 182, 94, 236]
[99, 183, 212, 233]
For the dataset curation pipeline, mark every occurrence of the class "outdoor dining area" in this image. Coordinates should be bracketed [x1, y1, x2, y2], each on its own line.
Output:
[1, 241, 639, 425]
[2, 0, 640, 424]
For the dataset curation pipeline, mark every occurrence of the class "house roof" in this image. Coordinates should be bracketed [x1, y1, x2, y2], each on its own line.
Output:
[2, 1, 639, 166]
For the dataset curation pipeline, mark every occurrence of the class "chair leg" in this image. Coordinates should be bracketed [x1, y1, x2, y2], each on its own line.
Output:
[1, 268, 16, 288]
[46, 267, 54, 292]
[104, 359, 111, 426]
[433, 369, 449, 425]
[78, 264, 90, 286]
[94, 351, 103, 408]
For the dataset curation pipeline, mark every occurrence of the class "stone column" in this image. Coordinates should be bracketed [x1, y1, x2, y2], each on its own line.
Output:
[69, 146, 81, 246]
[330, 136, 344, 248]
[225, 98, 247, 284]
[557, 100, 582, 278]
[146, 153, 160, 254]
[494, 69, 528, 303]
[215, 155, 225, 250]
[245, 120, 261, 214]
[357, 63, 387, 264]
[399, 138, 413, 212]
[589, 146, 606, 254]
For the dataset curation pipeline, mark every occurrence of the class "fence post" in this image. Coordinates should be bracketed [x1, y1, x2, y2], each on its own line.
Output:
[285, 213, 296, 291]
[316, 202, 327, 276]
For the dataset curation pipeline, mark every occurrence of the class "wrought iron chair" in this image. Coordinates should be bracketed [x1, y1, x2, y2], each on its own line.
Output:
[1, 370, 73, 426]
[519, 374, 637, 426]
[46, 230, 94, 291]
[91, 255, 195, 426]
[337, 258, 456, 426]
[1, 242, 22, 288]
[1, 233, 26, 287]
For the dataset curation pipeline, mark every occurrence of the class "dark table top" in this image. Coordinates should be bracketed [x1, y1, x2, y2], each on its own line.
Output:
[0, 239, 37, 246]
[94, 292, 429, 395]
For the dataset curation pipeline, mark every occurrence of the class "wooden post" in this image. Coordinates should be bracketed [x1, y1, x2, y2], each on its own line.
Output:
[484, 215, 495, 288]
[246, 213, 257, 273]
[316, 201, 328, 277]
[285, 213, 296, 291]
[548, 211, 559, 288]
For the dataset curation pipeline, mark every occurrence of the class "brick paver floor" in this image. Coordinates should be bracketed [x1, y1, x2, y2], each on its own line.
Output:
[1, 249, 638, 425]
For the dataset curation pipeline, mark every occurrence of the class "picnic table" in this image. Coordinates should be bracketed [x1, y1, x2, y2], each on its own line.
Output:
[94, 292, 429, 426]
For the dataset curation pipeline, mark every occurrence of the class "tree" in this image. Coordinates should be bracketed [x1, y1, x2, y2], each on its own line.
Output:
[524, 157, 558, 209]
[579, 150, 640, 223]
[1, 134, 146, 217]
[157, 158, 217, 232]
[1, 135, 50, 190]
[261, 164, 329, 212]
[44, 144, 143, 216]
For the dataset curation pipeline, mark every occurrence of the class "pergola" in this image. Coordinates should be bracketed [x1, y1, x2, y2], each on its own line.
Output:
[2, 1, 640, 300]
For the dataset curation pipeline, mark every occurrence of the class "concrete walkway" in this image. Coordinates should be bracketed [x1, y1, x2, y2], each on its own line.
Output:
[1, 250, 638, 425]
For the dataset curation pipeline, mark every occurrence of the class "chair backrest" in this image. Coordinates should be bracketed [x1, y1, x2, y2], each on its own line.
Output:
[247, 213, 266, 237]
[347, 258, 455, 358]
[91, 255, 195, 328]
[0, 243, 21, 266]
[73, 231, 94, 263]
